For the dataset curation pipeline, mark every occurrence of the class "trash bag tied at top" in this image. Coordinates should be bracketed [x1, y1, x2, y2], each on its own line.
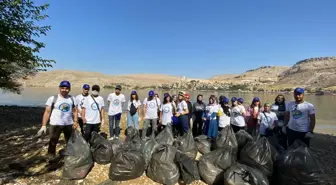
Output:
[215, 126, 238, 156]
[124, 126, 143, 151]
[175, 151, 200, 184]
[224, 163, 269, 185]
[140, 133, 160, 168]
[155, 126, 174, 146]
[89, 131, 113, 164]
[195, 135, 211, 155]
[62, 129, 94, 180]
[175, 130, 198, 159]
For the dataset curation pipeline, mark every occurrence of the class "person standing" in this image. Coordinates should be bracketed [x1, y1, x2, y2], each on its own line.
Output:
[185, 93, 193, 128]
[107, 85, 126, 139]
[142, 90, 161, 138]
[284, 88, 316, 148]
[230, 97, 246, 133]
[218, 97, 231, 131]
[246, 97, 263, 135]
[37, 81, 78, 160]
[159, 93, 174, 132]
[81, 85, 105, 141]
[192, 94, 206, 136]
[203, 96, 220, 138]
[176, 91, 189, 136]
[271, 94, 288, 149]
[127, 90, 142, 130]
[75, 84, 90, 135]
[258, 103, 278, 137]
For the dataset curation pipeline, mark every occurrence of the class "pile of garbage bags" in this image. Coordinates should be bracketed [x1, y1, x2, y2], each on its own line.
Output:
[61, 126, 325, 185]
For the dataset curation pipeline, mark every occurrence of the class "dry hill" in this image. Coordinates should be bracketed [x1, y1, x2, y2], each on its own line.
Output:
[276, 57, 336, 88]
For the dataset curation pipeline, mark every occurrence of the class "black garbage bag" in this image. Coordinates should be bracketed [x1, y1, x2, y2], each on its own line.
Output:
[198, 147, 236, 185]
[175, 152, 200, 184]
[215, 126, 238, 156]
[224, 163, 269, 185]
[175, 130, 198, 159]
[110, 137, 123, 157]
[235, 130, 253, 151]
[90, 132, 113, 164]
[275, 140, 324, 185]
[239, 137, 273, 177]
[62, 129, 94, 180]
[109, 148, 146, 181]
[195, 135, 211, 155]
[124, 126, 143, 151]
[140, 133, 160, 168]
[156, 127, 174, 145]
[147, 144, 180, 185]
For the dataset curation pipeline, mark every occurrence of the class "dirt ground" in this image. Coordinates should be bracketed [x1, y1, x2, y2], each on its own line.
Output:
[0, 106, 336, 185]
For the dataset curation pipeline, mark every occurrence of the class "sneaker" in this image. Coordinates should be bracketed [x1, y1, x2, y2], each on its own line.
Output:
[109, 137, 114, 140]
[115, 136, 119, 140]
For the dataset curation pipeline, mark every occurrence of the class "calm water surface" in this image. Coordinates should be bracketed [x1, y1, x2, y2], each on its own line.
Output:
[1, 87, 336, 131]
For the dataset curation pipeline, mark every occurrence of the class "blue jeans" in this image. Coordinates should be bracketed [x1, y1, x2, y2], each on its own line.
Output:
[127, 112, 139, 129]
[178, 115, 189, 136]
[109, 113, 121, 138]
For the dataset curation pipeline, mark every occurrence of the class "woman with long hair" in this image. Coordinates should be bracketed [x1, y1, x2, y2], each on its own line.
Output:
[176, 91, 190, 136]
[271, 94, 287, 149]
[127, 90, 141, 129]
[192, 94, 206, 136]
[246, 97, 263, 135]
[230, 97, 246, 133]
[203, 96, 220, 138]
[218, 96, 231, 131]
[159, 93, 174, 132]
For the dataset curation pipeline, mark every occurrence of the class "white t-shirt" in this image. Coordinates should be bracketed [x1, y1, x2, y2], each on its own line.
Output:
[230, 106, 246, 127]
[219, 107, 231, 128]
[258, 112, 278, 135]
[205, 104, 219, 120]
[76, 94, 89, 118]
[177, 100, 188, 114]
[107, 93, 126, 116]
[286, 101, 315, 132]
[160, 103, 173, 125]
[46, 95, 78, 126]
[144, 97, 160, 119]
[127, 100, 142, 111]
[82, 95, 105, 124]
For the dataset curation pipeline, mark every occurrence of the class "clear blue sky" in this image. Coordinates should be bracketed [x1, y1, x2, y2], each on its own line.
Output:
[39, 0, 336, 78]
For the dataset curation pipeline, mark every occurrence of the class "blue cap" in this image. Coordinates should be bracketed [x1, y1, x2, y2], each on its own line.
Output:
[59, 80, 71, 87]
[238, 98, 244, 103]
[223, 97, 229, 103]
[83, 84, 90, 90]
[231, 97, 237, 102]
[131, 90, 137, 95]
[253, 97, 260, 102]
[149, 90, 155, 96]
[294, 87, 304, 94]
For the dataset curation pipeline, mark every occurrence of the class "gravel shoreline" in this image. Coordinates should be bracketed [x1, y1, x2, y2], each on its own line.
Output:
[0, 106, 335, 185]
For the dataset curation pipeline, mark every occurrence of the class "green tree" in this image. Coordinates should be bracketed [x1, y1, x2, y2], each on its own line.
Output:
[0, 0, 54, 93]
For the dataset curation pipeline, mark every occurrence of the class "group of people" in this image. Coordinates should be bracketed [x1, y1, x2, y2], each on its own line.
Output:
[37, 80, 316, 161]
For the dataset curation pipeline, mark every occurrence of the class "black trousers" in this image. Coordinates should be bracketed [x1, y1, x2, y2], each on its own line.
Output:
[192, 117, 204, 137]
[48, 125, 72, 156]
[83, 123, 101, 141]
[78, 118, 84, 135]
[287, 128, 310, 148]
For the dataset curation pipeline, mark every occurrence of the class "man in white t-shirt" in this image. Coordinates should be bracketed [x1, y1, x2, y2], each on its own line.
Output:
[75, 84, 90, 135]
[81, 85, 105, 141]
[142, 90, 161, 138]
[37, 80, 78, 160]
[107, 85, 125, 139]
[258, 103, 278, 137]
[284, 87, 316, 147]
[176, 91, 189, 136]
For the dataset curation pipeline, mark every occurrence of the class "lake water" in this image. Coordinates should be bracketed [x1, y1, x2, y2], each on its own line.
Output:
[1, 87, 336, 132]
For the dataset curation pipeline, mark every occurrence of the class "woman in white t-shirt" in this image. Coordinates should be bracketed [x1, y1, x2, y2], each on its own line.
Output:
[230, 97, 246, 133]
[258, 103, 278, 137]
[203, 96, 220, 138]
[176, 91, 189, 136]
[159, 93, 174, 132]
[218, 97, 231, 131]
[127, 91, 141, 130]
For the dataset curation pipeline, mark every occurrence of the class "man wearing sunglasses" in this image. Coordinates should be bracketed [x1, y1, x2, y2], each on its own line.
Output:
[284, 87, 316, 147]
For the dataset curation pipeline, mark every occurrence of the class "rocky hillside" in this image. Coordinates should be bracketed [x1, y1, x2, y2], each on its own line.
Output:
[276, 57, 336, 88]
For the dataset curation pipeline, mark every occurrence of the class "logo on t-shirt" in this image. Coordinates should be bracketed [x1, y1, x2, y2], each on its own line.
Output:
[59, 103, 71, 112]
[149, 102, 156, 109]
[163, 106, 170, 113]
[91, 103, 98, 110]
[113, 99, 120, 106]
[291, 108, 303, 119]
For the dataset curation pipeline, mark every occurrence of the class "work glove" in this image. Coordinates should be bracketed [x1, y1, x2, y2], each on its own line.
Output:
[37, 126, 47, 136]
[305, 132, 314, 139]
